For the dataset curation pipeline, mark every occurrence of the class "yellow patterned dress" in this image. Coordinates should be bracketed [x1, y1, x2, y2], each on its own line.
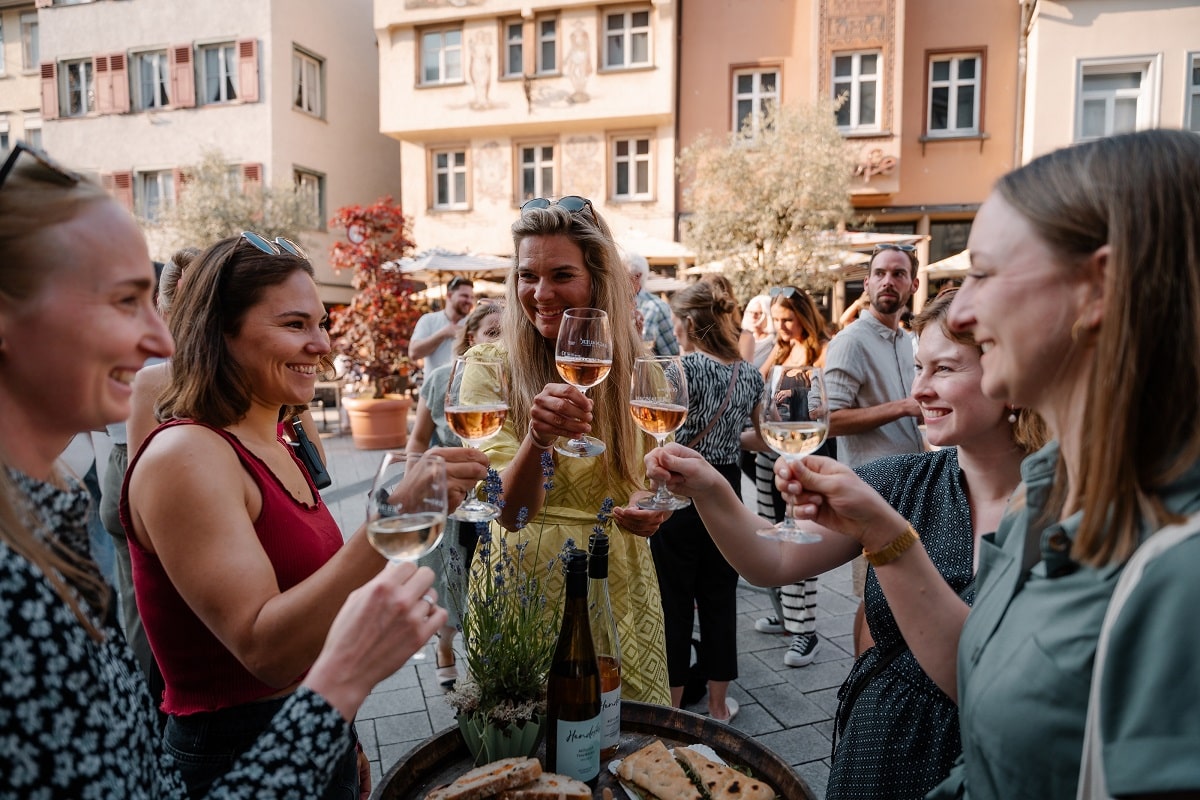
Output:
[471, 343, 671, 706]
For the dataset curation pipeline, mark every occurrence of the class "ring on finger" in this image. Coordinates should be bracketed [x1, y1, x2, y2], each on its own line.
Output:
[421, 593, 436, 615]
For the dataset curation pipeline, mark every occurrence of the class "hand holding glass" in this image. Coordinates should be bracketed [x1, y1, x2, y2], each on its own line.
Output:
[554, 308, 613, 458]
[444, 355, 508, 522]
[630, 355, 691, 510]
[757, 365, 828, 543]
[366, 452, 448, 660]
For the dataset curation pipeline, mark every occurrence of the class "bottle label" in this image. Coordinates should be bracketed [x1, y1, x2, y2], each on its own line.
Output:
[600, 687, 621, 748]
[554, 715, 601, 781]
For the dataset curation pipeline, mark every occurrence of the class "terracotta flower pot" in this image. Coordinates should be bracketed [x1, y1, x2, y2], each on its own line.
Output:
[342, 395, 412, 450]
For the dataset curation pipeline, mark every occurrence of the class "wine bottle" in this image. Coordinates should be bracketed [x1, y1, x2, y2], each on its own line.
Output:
[547, 548, 602, 787]
[587, 532, 622, 760]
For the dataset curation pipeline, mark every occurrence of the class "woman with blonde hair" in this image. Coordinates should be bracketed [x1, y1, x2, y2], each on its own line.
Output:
[0, 143, 447, 798]
[472, 196, 671, 704]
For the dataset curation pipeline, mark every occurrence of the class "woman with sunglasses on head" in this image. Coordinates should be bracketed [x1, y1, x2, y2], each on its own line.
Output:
[120, 233, 489, 799]
[646, 288, 1046, 799]
[468, 196, 672, 705]
[0, 144, 464, 799]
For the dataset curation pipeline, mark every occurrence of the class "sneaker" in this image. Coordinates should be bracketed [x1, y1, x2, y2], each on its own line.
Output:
[783, 633, 819, 667]
[754, 615, 784, 634]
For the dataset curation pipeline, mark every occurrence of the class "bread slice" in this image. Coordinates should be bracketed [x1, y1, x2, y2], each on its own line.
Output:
[497, 772, 592, 800]
[674, 748, 775, 800]
[616, 740, 703, 800]
[424, 757, 543, 800]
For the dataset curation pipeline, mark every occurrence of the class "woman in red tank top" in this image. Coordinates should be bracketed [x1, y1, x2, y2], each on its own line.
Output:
[122, 235, 487, 799]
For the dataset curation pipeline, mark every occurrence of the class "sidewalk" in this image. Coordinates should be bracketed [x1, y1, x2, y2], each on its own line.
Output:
[318, 426, 853, 798]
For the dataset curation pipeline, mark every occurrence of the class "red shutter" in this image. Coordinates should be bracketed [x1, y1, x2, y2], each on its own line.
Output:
[109, 171, 135, 212]
[109, 53, 130, 113]
[241, 163, 263, 194]
[173, 167, 190, 199]
[237, 39, 259, 103]
[93, 56, 112, 114]
[40, 62, 59, 121]
[170, 44, 195, 108]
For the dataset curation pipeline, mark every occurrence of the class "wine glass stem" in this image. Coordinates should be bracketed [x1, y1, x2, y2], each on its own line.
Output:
[652, 437, 673, 500]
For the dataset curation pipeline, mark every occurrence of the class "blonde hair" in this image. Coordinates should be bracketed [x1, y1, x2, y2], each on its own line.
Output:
[0, 152, 115, 641]
[505, 204, 645, 488]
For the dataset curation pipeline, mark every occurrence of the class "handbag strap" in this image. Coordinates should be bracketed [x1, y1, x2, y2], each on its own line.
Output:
[685, 360, 741, 449]
[1076, 512, 1200, 800]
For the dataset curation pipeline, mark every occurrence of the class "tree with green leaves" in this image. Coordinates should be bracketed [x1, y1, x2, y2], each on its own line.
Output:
[679, 101, 854, 301]
[151, 149, 313, 253]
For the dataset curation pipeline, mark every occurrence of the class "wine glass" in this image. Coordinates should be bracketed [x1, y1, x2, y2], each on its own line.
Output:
[444, 355, 508, 522]
[554, 308, 613, 458]
[366, 451, 448, 660]
[630, 355, 691, 511]
[756, 365, 829, 543]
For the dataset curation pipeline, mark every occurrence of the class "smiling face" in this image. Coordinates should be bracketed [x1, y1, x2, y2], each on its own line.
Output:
[447, 284, 476, 320]
[1, 200, 173, 445]
[224, 269, 331, 409]
[912, 324, 1007, 448]
[516, 234, 593, 341]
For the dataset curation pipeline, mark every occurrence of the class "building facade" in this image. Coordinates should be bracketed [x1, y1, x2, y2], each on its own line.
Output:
[31, 0, 402, 304]
[0, 0, 43, 150]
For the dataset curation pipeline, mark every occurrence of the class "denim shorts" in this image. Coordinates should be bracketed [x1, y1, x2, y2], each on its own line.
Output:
[164, 695, 359, 799]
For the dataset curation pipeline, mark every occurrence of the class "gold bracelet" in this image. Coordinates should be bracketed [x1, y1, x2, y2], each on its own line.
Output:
[863, 525, 920, 568]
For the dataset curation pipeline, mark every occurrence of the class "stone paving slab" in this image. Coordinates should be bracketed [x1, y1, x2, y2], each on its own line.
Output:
[317, 428, 854, 796]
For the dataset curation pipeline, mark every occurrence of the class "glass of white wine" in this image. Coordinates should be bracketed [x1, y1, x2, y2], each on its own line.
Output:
[444, 355, 508, 522]
[756, 365, 829, 544]
[366, 451, 448, 660]
[630, 355, 691, 511]
[554, 308, 613, 458]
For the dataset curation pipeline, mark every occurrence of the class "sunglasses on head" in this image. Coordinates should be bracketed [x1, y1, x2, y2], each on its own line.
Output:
[241, 231, 308, 260]
[0, 142, 82, 191]
[769, 286, 800, 299]
[520, 195, 595, 220]
[872, 243, 917, 254]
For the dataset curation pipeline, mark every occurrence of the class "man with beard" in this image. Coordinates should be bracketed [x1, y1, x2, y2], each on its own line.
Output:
[824, 244, 924, 654]
[410, 276, 476, 373]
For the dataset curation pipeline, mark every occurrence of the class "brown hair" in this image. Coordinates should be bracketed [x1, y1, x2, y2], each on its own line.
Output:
[912, 288, 1047, 454]
[454, 301, 503, 356]
[670, 280, 741, 361]
[996, 129, 1200, 566]
[506, 204, 645, 488]
[763, 287, 829, 373]
[0, 153, 116, 640]
[157, 246, 202, 316]
[158, 236, 318, 428]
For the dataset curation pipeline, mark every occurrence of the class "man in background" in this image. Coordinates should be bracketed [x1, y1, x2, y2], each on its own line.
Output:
[410, 276, 476, 373]
[625, 251, 679, 356]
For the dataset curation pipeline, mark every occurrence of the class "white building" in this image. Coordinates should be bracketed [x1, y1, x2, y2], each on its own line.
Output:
[0, 1, 44, 149]
[34, 0, 402, 303]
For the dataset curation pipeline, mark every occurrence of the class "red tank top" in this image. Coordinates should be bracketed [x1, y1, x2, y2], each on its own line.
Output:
[121, 419, 344, 715]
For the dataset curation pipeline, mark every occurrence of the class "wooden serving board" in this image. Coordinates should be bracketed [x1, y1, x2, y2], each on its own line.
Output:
[373, 701, 816, 800]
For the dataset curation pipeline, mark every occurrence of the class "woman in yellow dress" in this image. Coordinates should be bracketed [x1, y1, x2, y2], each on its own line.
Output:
[471, 196, 671, 705]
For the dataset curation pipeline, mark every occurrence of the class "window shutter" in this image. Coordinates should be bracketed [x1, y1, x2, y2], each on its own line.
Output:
[242, 163, 262, 194]
[109, 53, 130, 113]
[108, 171, 135, 212]
[170, 44, 195, 109]
[173, 167, 190, 199]
[40, 62, 59, 121]
[237, 39, 260, 103]
[35, 0, 52, 8]
[93, 56, 112, 114]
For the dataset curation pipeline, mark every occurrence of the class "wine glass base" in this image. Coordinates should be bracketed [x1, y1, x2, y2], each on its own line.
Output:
[756, 524, 823, 544]
[450, 501, 501, 523]
[637, 494, 691, 511]
[554, 435, 606, 458]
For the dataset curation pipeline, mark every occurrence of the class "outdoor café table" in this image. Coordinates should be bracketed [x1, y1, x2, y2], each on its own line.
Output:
[372, 700, 816, 799]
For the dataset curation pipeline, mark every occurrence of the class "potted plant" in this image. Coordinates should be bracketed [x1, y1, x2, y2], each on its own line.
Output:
[327, 197, 423, 449]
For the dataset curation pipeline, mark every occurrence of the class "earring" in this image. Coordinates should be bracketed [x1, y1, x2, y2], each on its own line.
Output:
[1007, 408, 1018, 424]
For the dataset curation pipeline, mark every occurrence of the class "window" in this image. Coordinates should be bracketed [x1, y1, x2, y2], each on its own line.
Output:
[611, 135, 651, 200]
[421, 27, 463, 85]
[432, 149, 468, 209]
[23, 113, 41, 150]
[293, 47, 323, 116]
[518, 144, 555, 202]
[62, 59, 95, 117]
[503, 20, 523, 78]
[732, 68, 779, 136]
[137, 169, 175, 221]
[1076, 60, 1153, 142]
[294, 168, 325, 230]
[0, 19, 6, 77]
[200, 43, 238, 104]
[1188, 54, 1200, 133]
[604, 8, 650, 70]
[0, 116, 9, 152]
[927, 53, 980, 136]
[833, 51, 880, 132]
[135, 50, 171, 110]
[20, 12, 38, 71]
[537, 16, 557, 74]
